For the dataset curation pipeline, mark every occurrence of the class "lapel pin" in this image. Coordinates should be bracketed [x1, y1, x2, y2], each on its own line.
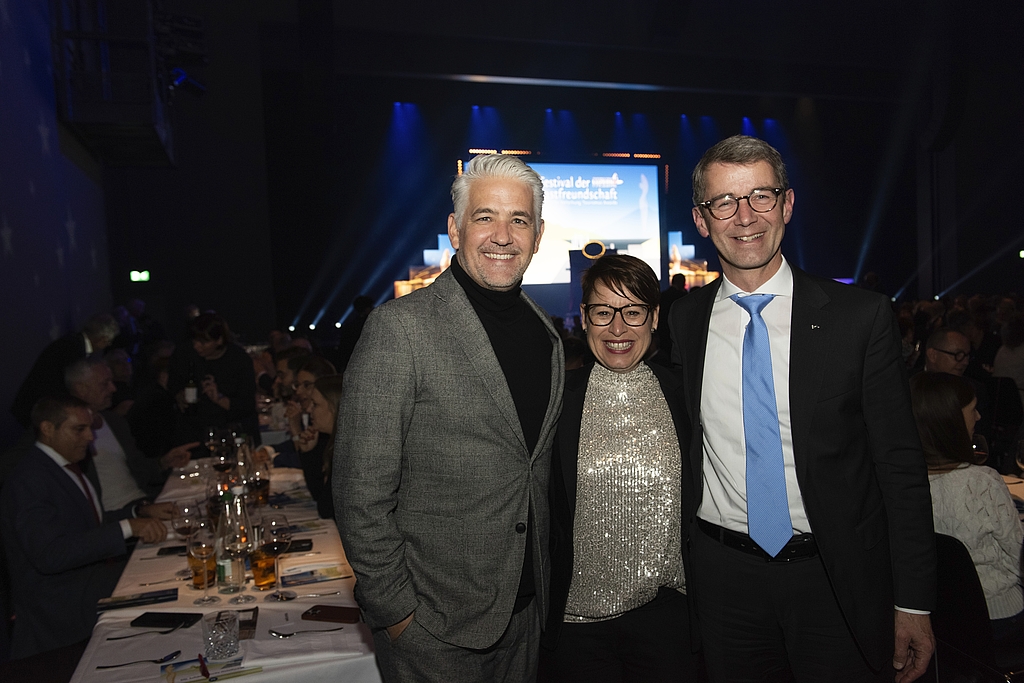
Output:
[811, 324, 821, 330]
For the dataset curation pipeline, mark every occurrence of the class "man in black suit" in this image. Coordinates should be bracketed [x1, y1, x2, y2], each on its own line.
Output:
[669, 136, 935, 682]
[10, 313, 120, 427]
[0, 395, 166, 659]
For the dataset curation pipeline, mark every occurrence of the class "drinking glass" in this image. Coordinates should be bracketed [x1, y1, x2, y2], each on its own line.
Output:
[172, 500, 200, 540]
[188, 523, 220, 605]
[261, 513, 295, 601]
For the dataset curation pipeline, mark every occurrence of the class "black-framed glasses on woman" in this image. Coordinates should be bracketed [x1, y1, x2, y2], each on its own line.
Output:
[697, 187, 783, 220]
[584, 304, 651, 327]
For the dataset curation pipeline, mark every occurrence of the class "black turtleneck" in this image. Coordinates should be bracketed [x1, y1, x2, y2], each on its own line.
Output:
[450, 253, 552, 606]
[449, 254, 551, 454]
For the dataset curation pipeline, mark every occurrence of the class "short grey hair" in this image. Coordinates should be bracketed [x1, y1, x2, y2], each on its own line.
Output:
[65, 356, 107, 389]
[692, 135, 789, 206]
[82, 313, 120, 345]
[451, 154, 544, 233]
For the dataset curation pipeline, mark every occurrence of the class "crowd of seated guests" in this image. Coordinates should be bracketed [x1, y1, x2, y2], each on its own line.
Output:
[897, 294, 1024, 473]
[0, 298, 373, 664]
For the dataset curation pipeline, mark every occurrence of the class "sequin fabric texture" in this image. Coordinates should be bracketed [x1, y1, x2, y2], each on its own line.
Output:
[564, 363, 684, 622]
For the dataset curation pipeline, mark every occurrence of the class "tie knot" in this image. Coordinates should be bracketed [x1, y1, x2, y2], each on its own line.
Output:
[730, 293, 776, 317]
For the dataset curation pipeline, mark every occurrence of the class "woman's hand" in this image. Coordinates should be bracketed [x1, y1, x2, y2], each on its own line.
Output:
[201, 375, 231, 410]
[296, 426, 318, 453]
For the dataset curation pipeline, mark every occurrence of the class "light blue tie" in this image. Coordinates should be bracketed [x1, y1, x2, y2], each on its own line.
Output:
[730, 293, 792, 557]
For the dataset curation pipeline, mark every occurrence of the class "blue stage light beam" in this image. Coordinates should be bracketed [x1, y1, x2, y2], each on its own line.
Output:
[741, 117, 757, 137]
[853, 8, 952, 284]
[466, 105, 508, 152]
[699, 116, 719, 154]
[761, 119, 806, 270]
[543, 109, 583, 159]
[631, 113, 655, 151]
[294, 102, 428, 328]
[937, 232, 1024, 298]
[612, 111, 628, 152]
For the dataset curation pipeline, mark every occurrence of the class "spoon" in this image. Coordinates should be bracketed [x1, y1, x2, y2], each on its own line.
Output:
[96, 650, 182, 668]
[107, 622, 185, 640]
[268, 626, 344, 638]
[296, 590, 341, 598]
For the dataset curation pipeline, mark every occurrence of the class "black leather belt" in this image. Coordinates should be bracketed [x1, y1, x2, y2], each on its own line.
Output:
[697, 518, 818, 563]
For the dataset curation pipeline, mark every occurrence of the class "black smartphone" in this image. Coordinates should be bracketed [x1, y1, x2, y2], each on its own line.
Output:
[130, 612, 202, 628]
[156, 545, 188, 556]
[288, 538, 313, 553]
[301, 605, 361, 623]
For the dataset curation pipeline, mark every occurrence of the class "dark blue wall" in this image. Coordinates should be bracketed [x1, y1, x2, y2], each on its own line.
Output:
[0, 1, 111, 450]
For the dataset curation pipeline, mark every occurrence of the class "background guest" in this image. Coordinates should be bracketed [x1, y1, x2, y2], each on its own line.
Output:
[1, 395, 166, 659]
[910, 372, 1024, 645]
[10, 313, 120, 428]
[300, 374, 344, 520]
[167, 313, 260, 446]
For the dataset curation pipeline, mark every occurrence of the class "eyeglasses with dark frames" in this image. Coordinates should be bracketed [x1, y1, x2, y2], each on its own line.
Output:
[697, 188, 783, 220]
[584, 304, 652, 327]
[932, 348, 970, 362]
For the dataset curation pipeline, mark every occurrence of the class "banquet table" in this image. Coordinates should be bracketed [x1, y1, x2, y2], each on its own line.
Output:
[69, 466, 382, 683]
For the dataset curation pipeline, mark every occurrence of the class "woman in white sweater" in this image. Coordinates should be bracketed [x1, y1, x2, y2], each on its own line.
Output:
[910, 372, 1023, 643]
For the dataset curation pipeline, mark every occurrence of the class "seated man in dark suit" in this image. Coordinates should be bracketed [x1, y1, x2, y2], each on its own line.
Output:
[0, 396, 166, 660]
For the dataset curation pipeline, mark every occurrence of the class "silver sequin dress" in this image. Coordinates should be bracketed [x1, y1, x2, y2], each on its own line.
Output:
[564, 362, 684, 623]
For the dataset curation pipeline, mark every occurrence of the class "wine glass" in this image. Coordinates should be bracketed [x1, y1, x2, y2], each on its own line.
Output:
[172, 500, 201, 578]
[188, 523, 220, 605]
[261, 513, 295, 601]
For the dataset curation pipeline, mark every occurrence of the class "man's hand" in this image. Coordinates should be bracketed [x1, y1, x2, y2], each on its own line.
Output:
[893, 610, 934, 683]
[386, 613, 414, 641]
[128, 517, 168, 543]
[138, 502, 174, 520]
[161, 442, 199, 469]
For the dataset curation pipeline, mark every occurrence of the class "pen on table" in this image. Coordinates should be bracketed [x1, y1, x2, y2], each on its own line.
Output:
[198, 652, 211, 679]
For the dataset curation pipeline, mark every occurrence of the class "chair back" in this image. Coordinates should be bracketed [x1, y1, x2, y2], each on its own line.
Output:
[933, 533, 993, 654]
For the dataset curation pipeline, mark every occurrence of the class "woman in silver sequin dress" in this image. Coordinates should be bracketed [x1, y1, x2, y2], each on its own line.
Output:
[541, 254, 698, 682]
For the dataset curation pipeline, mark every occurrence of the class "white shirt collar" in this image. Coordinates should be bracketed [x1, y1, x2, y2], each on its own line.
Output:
[716, 256, 794, 301]
[36, 440, 73, 468]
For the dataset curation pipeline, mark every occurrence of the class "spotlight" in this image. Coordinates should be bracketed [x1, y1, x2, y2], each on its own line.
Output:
[288, 325, 295, 332]
[308, 323, 316, 330]
[934, 295, 940, 301]
[129, 270, 150, 282]
[1019, 250, 1024, 258]
[169, 67, 206, 96]
[335, 322, 341, 328]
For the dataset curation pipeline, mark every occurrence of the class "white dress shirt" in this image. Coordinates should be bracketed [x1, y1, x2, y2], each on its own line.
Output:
[698, 257, 811, 535]
[92, 420, 147, 512]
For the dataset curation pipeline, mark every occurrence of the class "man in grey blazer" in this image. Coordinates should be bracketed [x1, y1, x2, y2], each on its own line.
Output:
[335, 154, 564, 682]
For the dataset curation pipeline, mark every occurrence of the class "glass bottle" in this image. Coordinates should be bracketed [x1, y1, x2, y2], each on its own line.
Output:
[216, 485, 253, 595]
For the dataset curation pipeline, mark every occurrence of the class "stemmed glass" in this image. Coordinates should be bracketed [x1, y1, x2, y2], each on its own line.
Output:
[172, 500, 201, 578]
[261, 513, 295, 602]
[188, 522, 220, 605]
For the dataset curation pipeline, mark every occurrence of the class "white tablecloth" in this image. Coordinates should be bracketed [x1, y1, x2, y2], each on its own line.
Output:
[69, 467, 381, 683]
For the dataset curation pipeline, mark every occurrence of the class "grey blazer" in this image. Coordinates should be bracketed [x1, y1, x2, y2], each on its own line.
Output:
[334, 268, 565, 649]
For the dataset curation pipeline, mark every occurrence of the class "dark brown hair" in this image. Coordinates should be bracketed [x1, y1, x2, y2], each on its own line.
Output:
[581, 254, 660, 310]
[909, 372, 980, 470]
[188, 313, 234, 345]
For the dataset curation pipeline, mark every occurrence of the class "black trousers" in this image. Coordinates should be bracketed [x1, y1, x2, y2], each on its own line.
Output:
[542, 587, 698, 683]
[691, 526, 892, 683]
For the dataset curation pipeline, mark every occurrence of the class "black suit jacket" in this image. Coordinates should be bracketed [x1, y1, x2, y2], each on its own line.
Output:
[669, 265, 936, 669]
[0, 447, 127, 659]
[544, 361, 691, 649]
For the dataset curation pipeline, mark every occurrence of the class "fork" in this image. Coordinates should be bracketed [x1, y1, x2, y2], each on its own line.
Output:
[106, 622, 185, 640]
[96, 650, 182, 668]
